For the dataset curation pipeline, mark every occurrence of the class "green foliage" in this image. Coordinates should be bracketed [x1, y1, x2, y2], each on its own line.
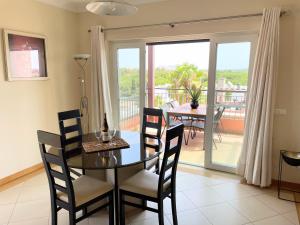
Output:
[216, 70, 248, 86]
[119, 68, 140, 96]
[184, 84, 203, 102]
[118, 64, 248, 98]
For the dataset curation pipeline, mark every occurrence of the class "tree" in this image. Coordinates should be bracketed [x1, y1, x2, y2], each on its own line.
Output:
[169, 63, 204, 89]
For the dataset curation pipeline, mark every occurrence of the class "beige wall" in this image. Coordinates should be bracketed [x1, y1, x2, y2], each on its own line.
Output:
[78, 0, 300, 183]
[0, 0, 80, 179]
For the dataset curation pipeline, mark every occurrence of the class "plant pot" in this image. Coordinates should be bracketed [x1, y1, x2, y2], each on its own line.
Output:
[190, 100, 199, 109]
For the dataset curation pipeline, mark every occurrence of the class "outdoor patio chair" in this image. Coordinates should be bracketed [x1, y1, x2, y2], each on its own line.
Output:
[168, 100, 191, 121]
[187, 106, 225, 148]
[160, 103, 193, 145]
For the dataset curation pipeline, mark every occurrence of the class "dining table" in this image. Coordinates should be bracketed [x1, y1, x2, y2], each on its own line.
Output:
[64, 130, 163, 225]
[167, 103, 207, 125]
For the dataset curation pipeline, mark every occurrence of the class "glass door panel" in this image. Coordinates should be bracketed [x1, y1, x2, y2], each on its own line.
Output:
[205, 36, 256, 173]
[212, 42, 251, 168]
[112, 42, 146, 132]
[117, 48, 141, 131]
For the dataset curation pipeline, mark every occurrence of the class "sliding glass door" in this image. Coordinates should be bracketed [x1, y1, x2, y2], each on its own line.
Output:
[205, 35, 257, 172]
[112, 42, 146, 131]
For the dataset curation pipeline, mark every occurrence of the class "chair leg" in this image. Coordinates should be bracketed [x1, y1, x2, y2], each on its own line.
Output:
[69, 211, 76, 225]
[171, 192, 178, 225]
[109, 191, 115, 225]
[213, 139, 217, 149]
[120, 192, 125, 225]
[158, 200, 164, 225]
[50, 202, 57, 225]
[278, 153, 284, 199]
[184, 128, 192, 145]
[155, 159, 160, 175]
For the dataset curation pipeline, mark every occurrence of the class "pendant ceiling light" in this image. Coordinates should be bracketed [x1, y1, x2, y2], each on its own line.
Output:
[86, 1, 138, 16]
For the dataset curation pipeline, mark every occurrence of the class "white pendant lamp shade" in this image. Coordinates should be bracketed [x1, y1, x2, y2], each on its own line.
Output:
[86, 1, 138, 16]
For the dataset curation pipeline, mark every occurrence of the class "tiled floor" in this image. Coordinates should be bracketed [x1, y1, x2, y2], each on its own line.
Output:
[0, 166, 299, 225]
[178, 131, 243, 167]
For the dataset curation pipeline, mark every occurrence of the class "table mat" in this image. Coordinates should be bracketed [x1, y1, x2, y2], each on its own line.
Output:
[82, 136, 130, 153]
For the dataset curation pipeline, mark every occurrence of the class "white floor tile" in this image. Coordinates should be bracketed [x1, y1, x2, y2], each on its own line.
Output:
[167, 209, 211, 225]
[1, 169, 299, 225]
[0, 204, 14, 224]
[10, 200, 50, 223]
[200, 203, 249, 225]
[51, 210, 88, 225]
[254, 194, 296, 214]
[176, 174, 209, 191]
[22, 173, 48, 187]
[127, 209, 157, 223]
[228, 196, 278, 221]
[253, 215, 295, 225]
[184, 187, 226, 207]
[282, 211, 299, 225]
[0, 187, 22, 205]
[130, 216, 171, 225]
[88, 211, 110, 225]
[17, 185, 49, 203]
[9, 217, 49, 225]
[211, 183, 258, 200]
[148, 191, 197, 214]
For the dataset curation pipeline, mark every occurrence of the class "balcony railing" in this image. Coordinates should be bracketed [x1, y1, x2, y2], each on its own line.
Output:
[120, 88, 247, 133]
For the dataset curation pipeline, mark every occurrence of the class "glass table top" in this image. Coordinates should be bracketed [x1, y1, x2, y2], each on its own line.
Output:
[62, 131, 163, 170]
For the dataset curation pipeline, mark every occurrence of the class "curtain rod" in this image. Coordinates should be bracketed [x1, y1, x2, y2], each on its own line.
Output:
[88, 10, 287, 33]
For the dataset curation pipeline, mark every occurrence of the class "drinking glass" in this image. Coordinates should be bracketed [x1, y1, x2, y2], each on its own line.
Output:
[108, 129, 117, 146]
[94, 129, 102, 146]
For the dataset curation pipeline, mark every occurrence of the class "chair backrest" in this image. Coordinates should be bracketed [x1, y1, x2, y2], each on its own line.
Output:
[58, 109, 82, 157]
[214, 106, 225, 123]
[158, 123, 184, 196]
[37, 130, 76, 208]
[142, 107, 163, 139]
[169, 100, 180, 108]
[160, 103, 171, 123]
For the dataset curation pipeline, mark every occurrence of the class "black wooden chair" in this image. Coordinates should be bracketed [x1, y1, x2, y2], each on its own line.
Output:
[37, 130, 114, 225]
[119, 123, 184, 225]
[58, 109, 84, 176]
[142, 107, 163, 173]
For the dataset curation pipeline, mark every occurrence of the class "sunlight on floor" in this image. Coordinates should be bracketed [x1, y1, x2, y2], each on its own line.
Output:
[179, 131, 243, 168]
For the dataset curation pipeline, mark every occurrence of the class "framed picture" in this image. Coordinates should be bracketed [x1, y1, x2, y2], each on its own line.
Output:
[3, 29, 48, 81]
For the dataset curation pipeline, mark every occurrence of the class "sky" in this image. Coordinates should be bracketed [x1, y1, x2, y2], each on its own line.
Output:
[118, 41, 251, 70]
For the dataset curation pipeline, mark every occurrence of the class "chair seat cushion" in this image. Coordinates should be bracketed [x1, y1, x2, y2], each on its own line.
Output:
[120, 170, 170, 198]
[57, 175, 113, 206]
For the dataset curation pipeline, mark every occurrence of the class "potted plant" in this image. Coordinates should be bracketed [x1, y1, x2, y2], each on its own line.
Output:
[184, 83, 202, 109]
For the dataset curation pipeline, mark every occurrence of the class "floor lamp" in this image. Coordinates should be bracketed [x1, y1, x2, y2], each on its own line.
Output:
[74, 54, 90, 133]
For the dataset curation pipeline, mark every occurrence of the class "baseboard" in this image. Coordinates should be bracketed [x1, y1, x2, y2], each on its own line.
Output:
[0, 163, 44, 187]
[272, 179, 300, 190]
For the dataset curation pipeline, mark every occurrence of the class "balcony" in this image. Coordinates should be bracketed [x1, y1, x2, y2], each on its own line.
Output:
[119, 88, 246, 167]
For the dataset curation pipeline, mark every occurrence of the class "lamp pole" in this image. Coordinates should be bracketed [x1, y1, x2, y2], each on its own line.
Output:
[74, 54, 90, 133]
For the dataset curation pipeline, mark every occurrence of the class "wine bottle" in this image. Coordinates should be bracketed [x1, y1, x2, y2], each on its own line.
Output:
[102, 113, 109, 143]
[103, 113, 109, 132]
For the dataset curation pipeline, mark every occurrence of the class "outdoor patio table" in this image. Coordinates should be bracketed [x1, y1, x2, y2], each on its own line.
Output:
[167, 103, 207, 127]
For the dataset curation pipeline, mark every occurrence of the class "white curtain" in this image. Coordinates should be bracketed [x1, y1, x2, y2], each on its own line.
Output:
[90, 26, 113, 131]
[237, 7, 281, 187]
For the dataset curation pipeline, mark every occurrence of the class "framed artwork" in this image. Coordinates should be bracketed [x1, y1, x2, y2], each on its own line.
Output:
[3, 29, 48, 81]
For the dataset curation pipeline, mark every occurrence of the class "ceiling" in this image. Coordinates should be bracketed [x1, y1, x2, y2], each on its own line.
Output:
[36, 0, 168, 13]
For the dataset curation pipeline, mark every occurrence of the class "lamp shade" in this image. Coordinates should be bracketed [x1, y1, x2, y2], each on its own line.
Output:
[73, 54, 90, 60]
[86, 1, 138, 16]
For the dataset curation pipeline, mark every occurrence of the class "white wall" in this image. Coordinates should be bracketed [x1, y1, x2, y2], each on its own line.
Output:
[78, 0, 300, 183]
[0, 0, 80, 179]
